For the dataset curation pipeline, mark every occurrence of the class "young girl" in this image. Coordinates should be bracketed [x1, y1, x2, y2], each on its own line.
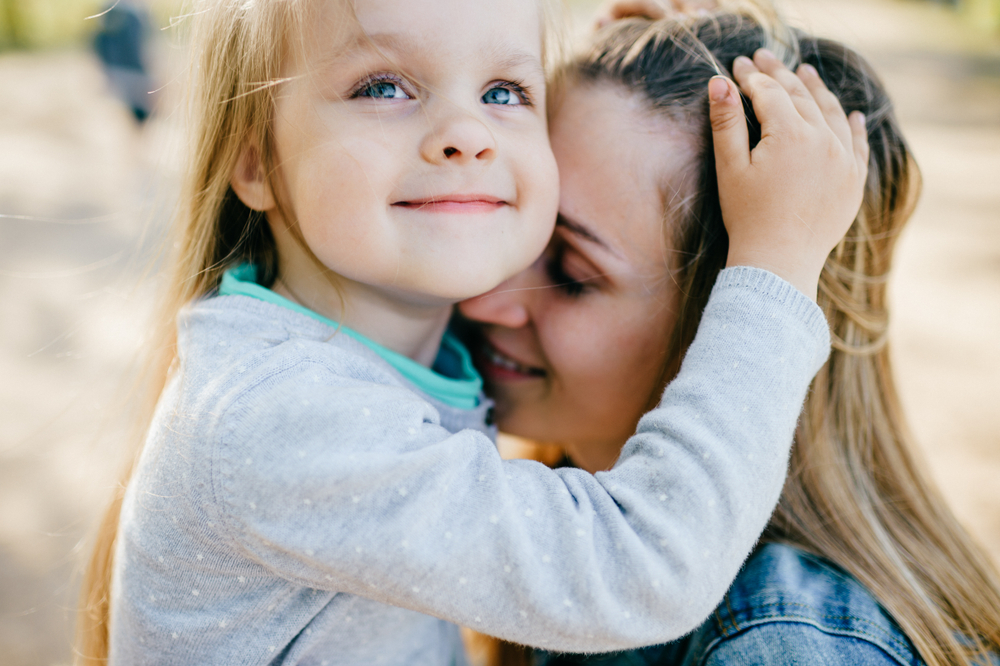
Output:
[77, 0, 869, 663]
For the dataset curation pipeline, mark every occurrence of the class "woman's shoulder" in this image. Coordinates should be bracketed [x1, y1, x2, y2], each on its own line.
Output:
[675, 542, 921, 666]
[533, 543, 919, 666]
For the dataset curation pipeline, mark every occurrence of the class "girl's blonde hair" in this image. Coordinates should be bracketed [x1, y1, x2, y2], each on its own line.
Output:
[74, 0, 565, 661]
[75, 2, 303, 660]
[482, 10, 1000, 666]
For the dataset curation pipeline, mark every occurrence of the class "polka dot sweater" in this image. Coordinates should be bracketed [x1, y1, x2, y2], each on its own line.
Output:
[110, 266, 830, 665]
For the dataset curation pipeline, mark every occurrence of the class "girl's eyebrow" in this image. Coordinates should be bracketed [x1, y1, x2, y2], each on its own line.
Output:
[556, 213, 620, 258]
[482, 42, 545, 77]
[350, 33, 543, 77]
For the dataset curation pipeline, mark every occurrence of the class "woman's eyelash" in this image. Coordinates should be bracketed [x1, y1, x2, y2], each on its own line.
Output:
[545, 254, 588, 297]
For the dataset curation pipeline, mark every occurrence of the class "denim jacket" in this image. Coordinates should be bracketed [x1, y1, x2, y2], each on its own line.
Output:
[537, 543, 921, 666]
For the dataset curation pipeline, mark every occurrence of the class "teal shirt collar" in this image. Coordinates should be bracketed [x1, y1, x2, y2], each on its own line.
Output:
[218, 265, 482, 410]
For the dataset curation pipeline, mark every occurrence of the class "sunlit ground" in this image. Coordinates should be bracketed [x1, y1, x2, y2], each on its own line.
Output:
[1, 0, 998, 663]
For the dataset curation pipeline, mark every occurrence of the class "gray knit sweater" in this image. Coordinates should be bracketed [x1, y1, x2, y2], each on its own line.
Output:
[110, 266, 830, 665]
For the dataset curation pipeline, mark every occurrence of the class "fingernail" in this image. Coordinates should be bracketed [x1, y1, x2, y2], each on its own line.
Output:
[799, 63, 818, 77]
[757, 48, 776, 60]
[734, 55, 753, 68]
[709, 76, 730, 102]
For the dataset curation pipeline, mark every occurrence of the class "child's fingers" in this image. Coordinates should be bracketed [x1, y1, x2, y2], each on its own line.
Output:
[731, 56, 801, 137]
[751, 49, 823, 127]
[796, 63, 854, 153]
[708, 76, 750, 173]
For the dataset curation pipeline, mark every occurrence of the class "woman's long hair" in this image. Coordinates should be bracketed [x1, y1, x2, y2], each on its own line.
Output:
[481, 10, 1000, 666]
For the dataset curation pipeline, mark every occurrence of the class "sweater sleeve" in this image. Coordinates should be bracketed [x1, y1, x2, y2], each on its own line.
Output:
[210, 266, 829, 652]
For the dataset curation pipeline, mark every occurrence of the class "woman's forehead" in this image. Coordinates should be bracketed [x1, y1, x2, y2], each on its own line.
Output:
[553, 81, 694, 175]
[550, 82, 696, 260]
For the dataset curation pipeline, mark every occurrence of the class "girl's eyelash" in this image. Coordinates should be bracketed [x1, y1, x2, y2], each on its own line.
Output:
[349, 73, 412, 99]
[350, 75, 532, 105]
[488, 79, 533, 106]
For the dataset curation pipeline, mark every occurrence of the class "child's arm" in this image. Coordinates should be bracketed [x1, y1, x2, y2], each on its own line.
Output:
[209, 58, 864, 650]
[212, 268, 821, 651]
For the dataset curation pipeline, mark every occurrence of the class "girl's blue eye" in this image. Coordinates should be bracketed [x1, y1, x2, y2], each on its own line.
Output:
[356, 79, 410, 100]
[482, 84, 527, 106]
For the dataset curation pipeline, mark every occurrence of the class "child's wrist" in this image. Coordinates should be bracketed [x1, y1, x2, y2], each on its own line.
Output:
[725, 248, 820, 302]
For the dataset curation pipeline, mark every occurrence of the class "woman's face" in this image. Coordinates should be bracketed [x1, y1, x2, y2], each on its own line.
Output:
[459, 82, 697, 473]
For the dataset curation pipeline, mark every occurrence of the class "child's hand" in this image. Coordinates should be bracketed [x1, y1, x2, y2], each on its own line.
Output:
[709, 48, 870, 301]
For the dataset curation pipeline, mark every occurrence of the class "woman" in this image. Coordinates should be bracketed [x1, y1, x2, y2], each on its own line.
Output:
[460, 8, 1000, 666]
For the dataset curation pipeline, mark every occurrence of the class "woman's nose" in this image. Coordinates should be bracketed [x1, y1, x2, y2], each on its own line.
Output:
[420, 106, 497, 165]
[458, 264, 537, 329]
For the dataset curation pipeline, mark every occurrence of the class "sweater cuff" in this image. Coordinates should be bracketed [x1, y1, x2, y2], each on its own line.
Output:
[713, 266, 831, 367]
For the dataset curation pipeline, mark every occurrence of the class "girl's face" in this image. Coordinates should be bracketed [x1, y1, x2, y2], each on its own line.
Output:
[459, 83, 697, 473]
[268, 0, 559, 306]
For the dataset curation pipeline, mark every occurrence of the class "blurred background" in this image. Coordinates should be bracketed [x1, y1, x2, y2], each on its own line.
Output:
[0, 0, 998, 663]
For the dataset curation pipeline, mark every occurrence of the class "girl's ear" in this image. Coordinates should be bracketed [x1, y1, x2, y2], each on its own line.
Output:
[231, 145, 277, 212]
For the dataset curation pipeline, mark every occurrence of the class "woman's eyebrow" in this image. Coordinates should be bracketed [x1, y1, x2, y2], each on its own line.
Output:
[556, 214, 618, 257]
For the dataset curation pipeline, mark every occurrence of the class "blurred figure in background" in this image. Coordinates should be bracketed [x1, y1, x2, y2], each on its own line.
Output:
[92, 1, 155, 123]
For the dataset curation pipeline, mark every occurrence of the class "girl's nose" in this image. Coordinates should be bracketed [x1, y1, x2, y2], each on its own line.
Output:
[458, 262, 539, 329]
[420, 108, 497, 165]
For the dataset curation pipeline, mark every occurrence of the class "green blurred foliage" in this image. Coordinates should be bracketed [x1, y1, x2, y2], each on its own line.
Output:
[963, 0, 1000, 31]
[0, 0, 182, 50]
[0, 0, 995, 52]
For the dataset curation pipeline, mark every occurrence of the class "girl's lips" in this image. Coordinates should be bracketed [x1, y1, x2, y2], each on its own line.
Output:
[394, 194, 508, 214]
[476, 340, 546, 381]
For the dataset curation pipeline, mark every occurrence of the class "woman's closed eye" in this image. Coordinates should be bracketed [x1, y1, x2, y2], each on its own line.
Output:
[482, 80, 532, 106]
[545, 245, 597, 297]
